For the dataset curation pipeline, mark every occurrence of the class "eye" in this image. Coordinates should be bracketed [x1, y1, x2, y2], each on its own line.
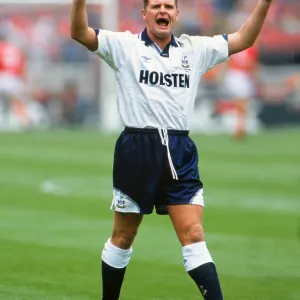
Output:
[165, 4, 175, 10]
[151, 4, 160, 9]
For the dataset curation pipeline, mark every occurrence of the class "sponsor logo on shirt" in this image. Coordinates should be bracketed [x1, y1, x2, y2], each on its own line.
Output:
[139, 70, 190, 88]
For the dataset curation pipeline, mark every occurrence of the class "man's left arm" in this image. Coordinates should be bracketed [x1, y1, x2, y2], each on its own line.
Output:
[228, 0, 272, 56]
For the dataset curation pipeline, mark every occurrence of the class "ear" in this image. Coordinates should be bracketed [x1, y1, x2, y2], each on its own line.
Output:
[142, 9, 147, 22]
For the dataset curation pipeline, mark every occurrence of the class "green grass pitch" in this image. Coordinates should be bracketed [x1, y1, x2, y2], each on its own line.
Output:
[0, 129, 300, 300]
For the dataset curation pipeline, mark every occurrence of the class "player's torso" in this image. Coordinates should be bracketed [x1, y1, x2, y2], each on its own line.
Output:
[112, 36, 201, 129]
[97, 29, 228, 129]
[121, 39, 196, 101]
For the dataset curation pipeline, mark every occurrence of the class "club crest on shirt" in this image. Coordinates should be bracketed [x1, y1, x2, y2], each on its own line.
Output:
[181, 56, 190, 69]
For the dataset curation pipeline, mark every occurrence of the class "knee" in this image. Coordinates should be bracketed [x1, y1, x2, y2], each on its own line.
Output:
[181, 223, 205, 245]
[111, 228, 137, 249]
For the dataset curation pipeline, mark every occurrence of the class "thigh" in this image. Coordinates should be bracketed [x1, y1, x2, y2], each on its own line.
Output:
[167, 204, 204, 246]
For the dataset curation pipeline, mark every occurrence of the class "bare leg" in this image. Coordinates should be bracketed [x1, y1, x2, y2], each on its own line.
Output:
[111, 212, 143, 249]
[168, 204, 204, 246]
[235, 98, 247, 140]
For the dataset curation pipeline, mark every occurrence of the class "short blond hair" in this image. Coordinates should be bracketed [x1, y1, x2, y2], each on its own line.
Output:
[143, 0, 178, 9]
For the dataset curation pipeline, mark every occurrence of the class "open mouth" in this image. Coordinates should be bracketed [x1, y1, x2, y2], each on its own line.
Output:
[156, 17, 170, 28]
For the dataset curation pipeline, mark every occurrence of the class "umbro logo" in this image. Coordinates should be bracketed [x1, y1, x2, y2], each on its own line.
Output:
[142, 56, 151, 63]
[200, 285, 208, 296]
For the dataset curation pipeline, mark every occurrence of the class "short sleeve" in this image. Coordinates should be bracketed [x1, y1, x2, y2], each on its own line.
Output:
[190, 35, 229, 73]
[93, 30, 132, 70]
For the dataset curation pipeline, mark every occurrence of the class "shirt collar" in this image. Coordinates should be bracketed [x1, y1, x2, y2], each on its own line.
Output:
[141, 28, 178, 48]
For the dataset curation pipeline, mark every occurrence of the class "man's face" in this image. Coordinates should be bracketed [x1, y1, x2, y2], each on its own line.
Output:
[142, 0, 179, 39]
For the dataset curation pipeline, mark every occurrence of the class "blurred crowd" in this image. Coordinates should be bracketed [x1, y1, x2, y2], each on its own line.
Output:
[0, 4, 100, 131]
[0, 0, 299, 133]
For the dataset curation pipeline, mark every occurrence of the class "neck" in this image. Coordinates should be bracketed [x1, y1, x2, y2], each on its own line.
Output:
[147, 28, 172, 50]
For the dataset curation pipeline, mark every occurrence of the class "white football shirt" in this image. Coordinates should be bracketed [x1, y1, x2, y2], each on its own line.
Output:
[94, 28, 228, 130]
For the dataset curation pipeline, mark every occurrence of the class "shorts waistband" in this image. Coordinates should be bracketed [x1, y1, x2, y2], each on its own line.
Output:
[124, 127, 189, 136]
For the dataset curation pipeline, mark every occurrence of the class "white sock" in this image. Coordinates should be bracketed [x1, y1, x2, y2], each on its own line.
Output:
[101, 238, 132, 269]
[182, 241, 214, 272]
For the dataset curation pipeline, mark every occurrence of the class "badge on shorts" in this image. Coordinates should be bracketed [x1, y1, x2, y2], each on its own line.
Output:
[116, 196, 127, 209]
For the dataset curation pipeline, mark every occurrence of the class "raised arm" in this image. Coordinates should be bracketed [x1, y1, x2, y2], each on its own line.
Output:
[228, 0, 272, 56]
[70, 0, 98, 51]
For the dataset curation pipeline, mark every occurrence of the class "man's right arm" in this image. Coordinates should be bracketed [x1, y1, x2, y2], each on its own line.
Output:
[70, 0, 98, 51]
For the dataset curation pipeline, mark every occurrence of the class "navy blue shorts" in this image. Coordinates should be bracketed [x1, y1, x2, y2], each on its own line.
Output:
[112, 127, 204, 215]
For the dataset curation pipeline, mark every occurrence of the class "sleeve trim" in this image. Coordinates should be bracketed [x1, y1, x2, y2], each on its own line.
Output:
[222, 34, 228, 42]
